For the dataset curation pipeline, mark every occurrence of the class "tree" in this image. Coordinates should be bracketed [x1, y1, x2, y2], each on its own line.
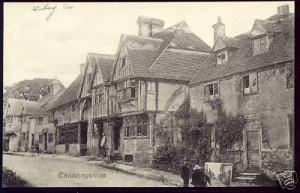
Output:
[4, 78, 60, 101]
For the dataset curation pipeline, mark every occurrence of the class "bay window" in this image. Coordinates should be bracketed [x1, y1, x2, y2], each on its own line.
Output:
[117, 79, 137, 102]
[123, 114, 149, 137]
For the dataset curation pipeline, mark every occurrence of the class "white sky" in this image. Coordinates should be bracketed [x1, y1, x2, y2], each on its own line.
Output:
[4, 2, 294, 88]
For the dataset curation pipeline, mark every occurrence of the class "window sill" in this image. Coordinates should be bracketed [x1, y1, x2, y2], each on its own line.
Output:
[203, 97, 220, 103]
[243, 92, 259, 96]
[123, 136, 149, 139]
[117, 98, 137, 104]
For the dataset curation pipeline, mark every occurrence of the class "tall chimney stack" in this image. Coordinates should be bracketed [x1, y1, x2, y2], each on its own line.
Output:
[212, 16, 225, 43]
[137, 15, 165, 37]
[277, 5, 289, 15]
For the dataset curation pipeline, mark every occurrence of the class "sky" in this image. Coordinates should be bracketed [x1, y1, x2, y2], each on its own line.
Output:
[4, 2, 294, 88]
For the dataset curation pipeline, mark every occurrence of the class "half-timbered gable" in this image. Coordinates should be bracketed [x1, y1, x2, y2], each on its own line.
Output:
[106, 16, 212, 165]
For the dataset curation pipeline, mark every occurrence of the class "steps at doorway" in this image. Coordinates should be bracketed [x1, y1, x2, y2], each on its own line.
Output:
[234, 172, 262, 184]
[112, 153, 123, 161]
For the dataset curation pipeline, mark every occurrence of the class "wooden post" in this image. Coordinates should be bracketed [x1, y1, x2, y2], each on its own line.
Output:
[78, 123, 81, 155]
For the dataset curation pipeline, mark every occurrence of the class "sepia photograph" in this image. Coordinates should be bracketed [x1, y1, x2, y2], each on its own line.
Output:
[2, 1, 295, 189]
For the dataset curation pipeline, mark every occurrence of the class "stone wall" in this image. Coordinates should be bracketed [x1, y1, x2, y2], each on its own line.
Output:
[190, 63, 294, 175]
[211, 149, 245, 174]
[122, 138, 151, 166]
[190, 63, 294, 149]
[68, 144, 80, 156]
[55, 144, 66, 154]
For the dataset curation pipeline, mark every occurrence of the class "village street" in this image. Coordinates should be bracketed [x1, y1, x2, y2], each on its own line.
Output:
[3, 154, 174, 187]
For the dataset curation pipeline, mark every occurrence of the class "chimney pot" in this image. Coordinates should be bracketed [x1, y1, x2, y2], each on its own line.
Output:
[212, 16, 225, 43]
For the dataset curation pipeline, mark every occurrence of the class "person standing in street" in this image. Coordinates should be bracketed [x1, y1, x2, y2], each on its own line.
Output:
[181, 158, 190, 187]
[35, 141, 39, 156]
[191, 164, 211, 187]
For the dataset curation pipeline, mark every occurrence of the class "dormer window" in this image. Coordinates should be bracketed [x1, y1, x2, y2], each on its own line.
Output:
[253, 35, 269, 55]
[216, 50, 228, 65]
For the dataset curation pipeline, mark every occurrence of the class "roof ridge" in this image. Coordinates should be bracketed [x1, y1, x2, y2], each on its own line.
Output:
[123, 34, 163, 42]
[87, 52, 115, 59]
[8, 98, 39, 104]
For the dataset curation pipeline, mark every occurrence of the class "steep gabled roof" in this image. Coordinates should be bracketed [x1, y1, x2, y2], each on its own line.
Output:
[153, 21, 211, 52]
[147, 49, 210, 81]
[5, 98, 40, 116]
[191, 14, 294, 85]
[212, 37, 240, 52]
[112, 20, 211, 82]
[49, 74, 82, 110]
[87, 53, 115, 83]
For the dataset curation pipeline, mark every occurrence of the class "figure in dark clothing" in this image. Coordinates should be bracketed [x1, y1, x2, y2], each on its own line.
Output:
[191, 165, 211, 187]
[35, 141, 39, 156]
[181, 159, 190, 187]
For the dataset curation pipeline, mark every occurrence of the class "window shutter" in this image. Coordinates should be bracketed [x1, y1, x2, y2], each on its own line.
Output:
[250, 73, 258, 93]
[233, 76, 242, 94]
[214, 83, 219, 95]
[204, 85, 209, 101]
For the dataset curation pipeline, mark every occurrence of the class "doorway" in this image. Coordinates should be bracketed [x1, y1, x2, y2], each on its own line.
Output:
[31, 134, 35, 147]
[80, 122, 88, 145]
[44, 133, 48, 151]
[245, 129, 261, 172]
[113, 119, 123, 151]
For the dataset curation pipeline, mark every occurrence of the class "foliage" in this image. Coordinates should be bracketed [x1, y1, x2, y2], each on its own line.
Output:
[174, 97, 190, 120]
[2, 168, 32, 187]
[152, 97, 246, 174]
[4, 78, 59, 101]
[152, 98, 212, 174]
[213, 100, 245, 152]
[286, 62, 294, 88]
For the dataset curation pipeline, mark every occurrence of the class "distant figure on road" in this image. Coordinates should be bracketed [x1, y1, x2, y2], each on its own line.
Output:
[181, 158, 190, 187]
[100, 133, 107, 158]
[35, 141, 39, 156]
[191, 164, 211, 187]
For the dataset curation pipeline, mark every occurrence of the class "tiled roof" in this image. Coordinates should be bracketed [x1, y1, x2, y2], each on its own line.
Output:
[147, 49, 210, 81]
[191, 14, 294, 85]
[49, 74, 83, 110]
[87, 53, 115, 82]
[117, 21, 211, 81]
[5, 98, 40, 116]
[153, 21, 211, 52]
[32, 90, 64, 116]
[123, 35, 163, 77]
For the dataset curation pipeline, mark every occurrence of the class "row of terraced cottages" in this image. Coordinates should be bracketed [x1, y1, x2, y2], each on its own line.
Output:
[4, 5, 294, 179]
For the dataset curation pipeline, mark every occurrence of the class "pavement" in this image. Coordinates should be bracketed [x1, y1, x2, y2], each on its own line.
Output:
[3, 151, 260, 187]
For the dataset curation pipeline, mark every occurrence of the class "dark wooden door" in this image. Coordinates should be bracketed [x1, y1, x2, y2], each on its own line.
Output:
[44, 133, 47, 151]
[246, 130, 260, 171]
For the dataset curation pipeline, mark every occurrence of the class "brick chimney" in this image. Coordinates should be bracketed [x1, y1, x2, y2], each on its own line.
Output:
[49, 80, 64, 96]
[137, 15, 165, 37]
[277, 5, 289, 15]
[212, 16, 225, 43]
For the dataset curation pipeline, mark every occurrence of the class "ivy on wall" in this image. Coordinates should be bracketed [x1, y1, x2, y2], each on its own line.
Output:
[208, 99, 245, 152]
[152, 97, 246, 174]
